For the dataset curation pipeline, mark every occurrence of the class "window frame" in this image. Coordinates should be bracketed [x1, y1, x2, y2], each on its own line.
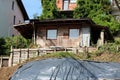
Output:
[63, 0, 69, 10]
[12, 1, 14, 10]
[13, 15, 16, 25]
[46, 29, 57, 40]
[69, 28, 79, 39]
[70, 0, 77, 3]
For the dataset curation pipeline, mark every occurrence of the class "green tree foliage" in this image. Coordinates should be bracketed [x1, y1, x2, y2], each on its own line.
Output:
[0, 38, 7, 55]
[0, 35, 31, 55]
[40, 0, 69, 19]
[74, 0, 120, 34]
[5, 35, 31, 49]
[40, 0, 120, 34]
[40, 0, 58, 19]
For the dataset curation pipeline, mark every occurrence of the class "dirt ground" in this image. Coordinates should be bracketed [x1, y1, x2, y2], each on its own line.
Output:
[0, 65, 19, 80]
[0, 52, 120, 80]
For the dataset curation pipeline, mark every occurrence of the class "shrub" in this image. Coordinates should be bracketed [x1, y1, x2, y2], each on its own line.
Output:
[98, 43, 120, 54]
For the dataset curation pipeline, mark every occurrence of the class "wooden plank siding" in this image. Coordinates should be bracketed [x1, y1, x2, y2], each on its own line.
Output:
[36, 24, 82, 48]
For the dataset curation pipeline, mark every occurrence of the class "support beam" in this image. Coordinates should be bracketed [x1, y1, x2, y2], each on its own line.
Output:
[100, 30, 104, 45]
[32, 22, 36, 44]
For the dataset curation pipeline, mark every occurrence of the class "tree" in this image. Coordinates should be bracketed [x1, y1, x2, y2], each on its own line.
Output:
[40, 0, 58, 19]
[0, 35, 32, 55]
[5, 35, 31, 49]
[74, 0, 120, 34]
[0, 38, 7, 55]
[40, 0, 69, 19]
[40, 0, 120, 34]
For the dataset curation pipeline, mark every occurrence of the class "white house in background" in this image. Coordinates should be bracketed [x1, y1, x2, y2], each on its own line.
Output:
[111, 0, 120, 22]
[0, 0, 29, 37]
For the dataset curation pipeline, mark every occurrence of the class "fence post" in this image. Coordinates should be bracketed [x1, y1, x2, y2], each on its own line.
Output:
[8, 46, 13, 67]
[117, 46, 120, 52]
[26, 48, 29, 59]
[18, 49, 21, 64]
[83, 46, 89, 59]
[37, 48, 39, 56]
[0, 56, 2, 67]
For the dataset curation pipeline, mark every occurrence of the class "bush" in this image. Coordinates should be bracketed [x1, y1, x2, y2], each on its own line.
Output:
[5, 35, 31, 49]
[0, 35, 32, 55]
[0, 38, 7, 55]
[98, 39, 120, 54]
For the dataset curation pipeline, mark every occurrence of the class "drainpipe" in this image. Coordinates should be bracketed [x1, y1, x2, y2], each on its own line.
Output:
[32, 22, 36, 44]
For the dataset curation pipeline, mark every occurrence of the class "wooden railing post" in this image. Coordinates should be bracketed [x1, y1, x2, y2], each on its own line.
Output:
[37, 48, 39, 56]
[8, 47, 13, 67]
[18, 49, 21, 64]
[0, 56, 2, 67]
[27, 48, 29, 59]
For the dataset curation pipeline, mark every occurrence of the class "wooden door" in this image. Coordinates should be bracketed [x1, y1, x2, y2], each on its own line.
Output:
[81, 27, 90, 47]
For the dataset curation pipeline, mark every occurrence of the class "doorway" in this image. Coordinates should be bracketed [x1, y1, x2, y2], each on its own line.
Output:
[80, 27, 90, 47]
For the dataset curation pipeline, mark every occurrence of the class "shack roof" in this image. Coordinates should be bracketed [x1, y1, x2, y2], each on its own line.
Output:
[14, 18, 112, 39]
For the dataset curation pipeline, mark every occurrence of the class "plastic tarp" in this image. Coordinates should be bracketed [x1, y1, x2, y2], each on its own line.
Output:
[10, 58, 120, 80]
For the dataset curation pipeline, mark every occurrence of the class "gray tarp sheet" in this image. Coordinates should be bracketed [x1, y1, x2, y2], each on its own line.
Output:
[10, 58, 120, 80]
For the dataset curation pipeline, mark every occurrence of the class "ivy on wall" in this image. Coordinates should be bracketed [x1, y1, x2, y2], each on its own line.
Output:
[40, 0, 120, 35]
[40, 0, 69, 19]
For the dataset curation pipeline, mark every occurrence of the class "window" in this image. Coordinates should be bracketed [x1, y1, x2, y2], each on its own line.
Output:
[63, 0, 69, 10]
[12, 1, 14, 10]
[69, 29, 79, 38]
[47, 29, 57, 39]
[13, 15, 16, 25]
[70, 0, 77, 3]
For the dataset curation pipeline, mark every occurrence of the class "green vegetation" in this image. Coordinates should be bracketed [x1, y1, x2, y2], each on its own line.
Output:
[40, 0, 120, 35]
[5, 35, 31, 49]
[24, 51, 120, 63]
[0, 35, 31, 55]
[40, 0, 58, 19]
[23, 37, 120, 63]
[40, 0, 69, 19]
[0, 38, 7, 55]
[24, 52, 82, 63]
[97, 37, 120, 54]
[74, 0, 120, 35]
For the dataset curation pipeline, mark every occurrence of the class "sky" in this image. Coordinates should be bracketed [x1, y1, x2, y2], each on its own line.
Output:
[22, 0, 42, 19]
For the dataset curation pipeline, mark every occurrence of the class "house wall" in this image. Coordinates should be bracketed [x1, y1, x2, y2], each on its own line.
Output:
[0, 0, 25, 37]
[69, 3, 76, 10]
[111, 0, 120, 22]
[36, 24, 82, 48]
[56, 0, 76, 10]
[111, 0, 120, 15]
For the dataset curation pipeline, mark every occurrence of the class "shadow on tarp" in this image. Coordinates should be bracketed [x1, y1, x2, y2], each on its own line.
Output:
[10, 58, 120, 80]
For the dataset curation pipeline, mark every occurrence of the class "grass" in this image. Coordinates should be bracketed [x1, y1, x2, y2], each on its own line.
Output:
[22, 51, 120, 64]
[24, 52, 81, 63]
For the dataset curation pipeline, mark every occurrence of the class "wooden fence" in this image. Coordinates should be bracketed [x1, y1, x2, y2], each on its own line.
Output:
[6, 46, 97, 67]
[1, 46, 119, 67]
[0, 56, 9, 67]
[9, 48, 52, 66]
